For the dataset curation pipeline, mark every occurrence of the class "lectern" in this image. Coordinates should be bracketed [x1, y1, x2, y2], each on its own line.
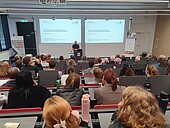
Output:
[74, 49, 82, 61]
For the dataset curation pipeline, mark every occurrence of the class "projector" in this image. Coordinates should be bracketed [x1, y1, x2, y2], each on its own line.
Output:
[39, 0, 66, 4]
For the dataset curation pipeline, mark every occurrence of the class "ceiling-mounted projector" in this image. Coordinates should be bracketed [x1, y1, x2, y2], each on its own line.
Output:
[39, 0, 66, 4]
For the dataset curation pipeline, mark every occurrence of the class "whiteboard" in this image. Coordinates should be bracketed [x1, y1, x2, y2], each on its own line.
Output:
[125, 38, 135, 52]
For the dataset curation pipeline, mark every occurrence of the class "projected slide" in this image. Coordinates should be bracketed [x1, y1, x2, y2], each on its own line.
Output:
[85, 19, 125, 43]
[39, 19, 81, 43]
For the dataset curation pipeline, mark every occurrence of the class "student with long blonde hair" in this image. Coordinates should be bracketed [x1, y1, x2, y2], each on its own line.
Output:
[145, 65, 159, 77]
[108, 86, 169, 128]
[43, 96, 89, 128]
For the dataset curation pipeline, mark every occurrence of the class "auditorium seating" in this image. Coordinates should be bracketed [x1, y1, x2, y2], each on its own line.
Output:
[0, 107, 42, 118]
[158, 67, 168, 75]
[150, 75, 170, 95]
[119, 76, 146, 87]
[38, 70, 58, 86]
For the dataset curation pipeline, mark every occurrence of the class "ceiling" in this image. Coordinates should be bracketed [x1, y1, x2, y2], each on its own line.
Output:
[0, 0, 170, 15]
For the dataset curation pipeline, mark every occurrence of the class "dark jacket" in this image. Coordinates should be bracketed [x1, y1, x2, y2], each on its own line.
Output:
[56, 88, 84, 106]
[2, 80, 16, 87]
[108, 119, 128, 128]
[21, 65, 42, 74]
[8, 86, 51, 108]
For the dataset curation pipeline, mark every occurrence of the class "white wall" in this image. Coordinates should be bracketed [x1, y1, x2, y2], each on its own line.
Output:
[7, 15, 156, 58]
[0, 50, 11, 60]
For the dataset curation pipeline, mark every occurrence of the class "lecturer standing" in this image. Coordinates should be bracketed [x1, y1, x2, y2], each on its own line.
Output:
[72, 40, 80, 51]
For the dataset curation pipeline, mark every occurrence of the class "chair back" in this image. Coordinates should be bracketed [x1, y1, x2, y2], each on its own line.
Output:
[158, 67, 168, 75]
[150, 75, 170, 95]
[38, 70, 58, 86]
[119, 76, 146, 87]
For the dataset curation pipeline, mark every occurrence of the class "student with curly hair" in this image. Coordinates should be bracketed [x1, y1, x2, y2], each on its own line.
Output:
[108, 86, 169, 128]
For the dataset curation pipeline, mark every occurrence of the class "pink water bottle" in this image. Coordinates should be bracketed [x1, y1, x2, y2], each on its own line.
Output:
[81, 94, 90, 122]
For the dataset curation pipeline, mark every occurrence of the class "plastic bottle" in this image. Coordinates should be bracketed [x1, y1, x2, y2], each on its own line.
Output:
[56, 80, 60, 89]
[81, 94, 90, 122]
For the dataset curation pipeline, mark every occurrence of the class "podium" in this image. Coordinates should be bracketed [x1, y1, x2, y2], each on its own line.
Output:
[74, 49, 82, 61]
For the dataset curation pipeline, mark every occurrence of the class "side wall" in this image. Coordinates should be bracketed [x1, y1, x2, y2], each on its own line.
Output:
[153, 16, 170, 57]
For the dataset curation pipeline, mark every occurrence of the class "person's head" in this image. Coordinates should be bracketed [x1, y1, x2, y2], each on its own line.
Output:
[43, 96, 79, 128]
[158, 57, 168, 67]
[15, 60, 23, 70]
[15, 70, 34, 87]
[67, 59, 76, 66]
[23, 56, 34, 66]
[59, 55, 64, 61]
[42, 55, 47, 61]
[120, 64, 135, 76]
[118, 86, 167, 128]
[93, 67, 103, 83]
[110, 55, 115, 61]
[7, 67, 20, 79]
[145, 65, 159, 77]
[65, 73, 80, 89]
[0, 61, 9, 76]
[114, 57, 122, 65]
[67, 66, 75, 74]
[101, 58, 109, 64]
[103, 68, 118, 91]
[70, 55, 76, 61]
[74, 40, 77, 44]
[81, 56, 87, 61]
[135, 55, 141, 62]
[49, 60, 56, 69]
[142, 52, 147, 58]
[98, 58, 102, 63]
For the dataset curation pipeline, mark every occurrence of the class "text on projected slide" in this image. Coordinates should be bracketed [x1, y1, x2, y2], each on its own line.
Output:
[85, 19, 125, 43]
[39, 19, 81, 43]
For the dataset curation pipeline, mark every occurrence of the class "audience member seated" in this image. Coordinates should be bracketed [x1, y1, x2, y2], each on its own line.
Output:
[61, 66, 75, 85]
[0, 61, 9, 77]
[93, 67, 103, 83]
[59, 55, 64, 62]
[146, 53, 154, 61]
[15, 59, 23, 70]
[67, 59, 76, 67]
[109, 55, 115, 65]
[135, 55, 142, 63]
[145, 65, 159, 77]
[11, 56, 22, 67]
[70, 55, 76, 61]
[21, 56, 42, 74]
[114, 57, 122, 65]
[121, 54, 126, 61]
[108, 86, 169, 128]
[158, 55, 168, 67]
[35, 58, 43, 70]
[7, 70, 51, 108]
[94, 58, 102, 66]
[46, 54, 52, 63]
[79, 56, 87, 62]
[83, 60, 94, 75]
[41, 55, 49, 67]
[48, 59, 57, 70]
[141, 51, 147, 60]
[119, 64, 136, 77]
[101, 58, 109, 64]
[43, 96, 89, 128]
[94, 69, 125, 105]
[56, 73, 84, 106]
[2, 67, 20, 87]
